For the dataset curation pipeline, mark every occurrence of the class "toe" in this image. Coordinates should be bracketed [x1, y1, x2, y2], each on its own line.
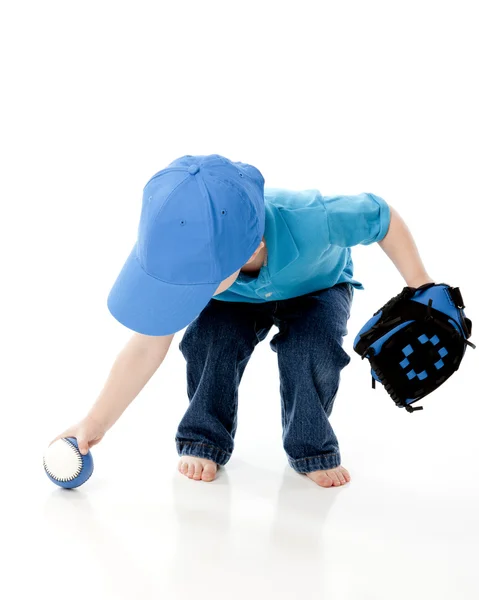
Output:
[306, 472, 333, 487]
[329, 470, 342, 486]
[341, 467, 351, 483]
[336, 469, 347, 485]
[201, 462, 217, 482]
[319, 473, 334, 487]
[187, 460, 196, 479]
[179, 461, 188, 475]
[193, 462, 203, 480]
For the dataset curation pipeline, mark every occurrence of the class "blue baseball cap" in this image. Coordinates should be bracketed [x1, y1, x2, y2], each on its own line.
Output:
[107, 154, 265, 335]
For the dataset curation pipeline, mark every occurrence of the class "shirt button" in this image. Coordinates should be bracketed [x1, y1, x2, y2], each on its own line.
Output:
[265, 292, 273, 298]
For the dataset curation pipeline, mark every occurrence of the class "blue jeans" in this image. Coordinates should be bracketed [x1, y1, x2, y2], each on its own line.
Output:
[176, 283, 353, 473]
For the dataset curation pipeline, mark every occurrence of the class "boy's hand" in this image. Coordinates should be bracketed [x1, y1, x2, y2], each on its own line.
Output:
[50, 415, 106, 455]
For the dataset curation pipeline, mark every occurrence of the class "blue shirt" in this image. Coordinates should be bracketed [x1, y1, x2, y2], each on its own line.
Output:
[215, 188, 391, 303]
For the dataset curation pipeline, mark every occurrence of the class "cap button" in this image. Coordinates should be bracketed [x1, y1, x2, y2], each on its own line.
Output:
[188, 164, 199, 175]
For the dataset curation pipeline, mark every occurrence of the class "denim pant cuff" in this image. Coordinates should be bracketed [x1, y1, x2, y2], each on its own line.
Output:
[288, 451, 341, 473]
[176, 440, 231, 466]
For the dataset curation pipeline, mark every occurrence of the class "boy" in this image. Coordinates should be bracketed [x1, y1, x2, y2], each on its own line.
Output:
[53, 155, 433, 488]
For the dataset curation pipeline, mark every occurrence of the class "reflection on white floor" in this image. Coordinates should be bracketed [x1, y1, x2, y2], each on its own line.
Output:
[6, 414, 479, 600]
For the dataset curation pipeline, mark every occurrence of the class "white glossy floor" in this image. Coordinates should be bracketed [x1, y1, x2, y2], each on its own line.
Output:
[6, 328, 479, 600]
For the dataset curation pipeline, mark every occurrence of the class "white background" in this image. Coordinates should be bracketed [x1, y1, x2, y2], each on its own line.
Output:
[1, 2, 478, 599]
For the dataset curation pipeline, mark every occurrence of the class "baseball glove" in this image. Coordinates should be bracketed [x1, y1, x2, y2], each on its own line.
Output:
[353, 283, 475, 412]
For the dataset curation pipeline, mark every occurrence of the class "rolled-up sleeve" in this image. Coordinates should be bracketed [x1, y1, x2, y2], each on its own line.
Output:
[324, 192, 391, 247]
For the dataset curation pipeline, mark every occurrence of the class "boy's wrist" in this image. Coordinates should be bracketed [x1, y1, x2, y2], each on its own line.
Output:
[406, 274, 435, 288]
[85, 411, 110, 433]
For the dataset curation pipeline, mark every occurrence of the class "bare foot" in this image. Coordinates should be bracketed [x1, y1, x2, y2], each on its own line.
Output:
[305, 466, 351, 488]
[178, 457, 218, 482]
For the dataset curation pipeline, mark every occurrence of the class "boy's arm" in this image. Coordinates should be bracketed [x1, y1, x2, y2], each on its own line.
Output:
[378, 205, 434, 288]
[52, 333, 174, 453]
[86, 332, 174, 431]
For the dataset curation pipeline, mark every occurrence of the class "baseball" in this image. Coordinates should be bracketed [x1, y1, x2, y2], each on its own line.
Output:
[43, 437, 94, 489]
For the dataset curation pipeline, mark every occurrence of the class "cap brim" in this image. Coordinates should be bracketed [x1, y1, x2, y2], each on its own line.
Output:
[107, 245, 219, 335]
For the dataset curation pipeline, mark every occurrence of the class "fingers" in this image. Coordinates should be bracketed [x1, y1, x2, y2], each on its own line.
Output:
[49, 431, 72, 447]
[48, 421, 106, 454]
[49, 431, 88, 455]
[88, 436, 104, 449]
[76, 434, 90, 455]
